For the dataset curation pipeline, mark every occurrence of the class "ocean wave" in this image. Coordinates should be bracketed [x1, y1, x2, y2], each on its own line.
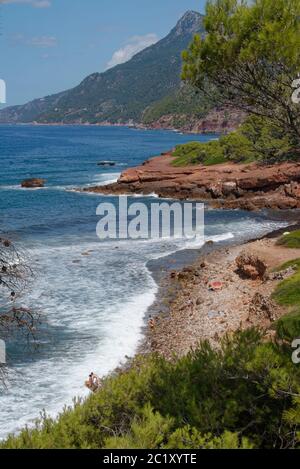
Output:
[0, 184, 77, 192]
[0, 184, 47, 191]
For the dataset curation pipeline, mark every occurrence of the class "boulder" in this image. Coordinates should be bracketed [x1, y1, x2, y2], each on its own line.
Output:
[119, 169, 140, 183]
[248, 292, 277, 321]
[21, 178, 45, 188]
[208, 183, 223, 198]
[222, 181, 237, 196]
[235, 252, 267, 280]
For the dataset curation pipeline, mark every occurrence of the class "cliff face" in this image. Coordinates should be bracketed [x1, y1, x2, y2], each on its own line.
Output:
[83, 153, 300, 210]
[143, 107, 246, 134]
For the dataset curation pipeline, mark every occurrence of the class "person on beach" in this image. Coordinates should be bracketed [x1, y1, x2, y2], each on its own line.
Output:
[85, 372, 101, 392]
[148, 316, 155, 330]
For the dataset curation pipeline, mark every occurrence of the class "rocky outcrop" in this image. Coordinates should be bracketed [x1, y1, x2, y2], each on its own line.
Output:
[235, 253, 267, 280]
[82, 152, 300, 211]
[21, 178, 45, 188]
[248, 293, 278, 322]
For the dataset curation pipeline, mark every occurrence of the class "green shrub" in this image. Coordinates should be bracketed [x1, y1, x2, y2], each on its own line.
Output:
[220, 131, 256, 163]
[277, 231, 300, 249]
[276, 308, 300, 342]
[104, 404, 174, 449]
[172, 116, 294, 167]
[2, 329, 300, 449]
[172, 140, 226, 166]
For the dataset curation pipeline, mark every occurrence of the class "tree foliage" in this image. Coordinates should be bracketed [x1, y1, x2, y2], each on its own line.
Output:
[182, 0, 300, 145]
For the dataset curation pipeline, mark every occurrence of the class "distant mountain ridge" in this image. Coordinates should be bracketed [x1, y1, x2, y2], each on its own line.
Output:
[0, 11, 206, 125]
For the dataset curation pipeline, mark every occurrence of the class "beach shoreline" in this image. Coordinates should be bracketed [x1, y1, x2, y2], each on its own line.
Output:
[137, 219, 300, 360]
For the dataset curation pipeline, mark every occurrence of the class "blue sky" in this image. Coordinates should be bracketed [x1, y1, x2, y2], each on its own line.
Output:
[0, 0, 207, 106]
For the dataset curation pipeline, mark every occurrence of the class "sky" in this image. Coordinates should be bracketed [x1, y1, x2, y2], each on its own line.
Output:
[0, 0, 207, 107]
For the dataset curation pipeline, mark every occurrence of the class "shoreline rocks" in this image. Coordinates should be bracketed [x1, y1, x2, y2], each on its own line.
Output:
[144, 234, 299, 359]
[82, 152, 300, 211]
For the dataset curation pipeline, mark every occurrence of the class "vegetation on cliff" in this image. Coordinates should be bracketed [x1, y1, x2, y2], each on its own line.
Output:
[1, 328, 299, 449]
[182, 0, 300, 147]
[141, 84, 214, 127]
[173, 0, 300, 166]
[172, 115, 293, 166]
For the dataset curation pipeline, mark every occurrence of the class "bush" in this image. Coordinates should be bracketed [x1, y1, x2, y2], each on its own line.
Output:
[172, 116, 294, 167]
[276, 308, 300, 342]
[2, 329, 300, 449]
[172, 140, 226, 166]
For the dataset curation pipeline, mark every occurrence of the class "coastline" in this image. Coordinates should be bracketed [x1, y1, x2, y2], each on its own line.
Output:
[138, 219, 300, 360]
[0, 114, 240, 136]
[82, 152, 300, 211]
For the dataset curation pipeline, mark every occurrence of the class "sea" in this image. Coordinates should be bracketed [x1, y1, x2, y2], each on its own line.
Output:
[0, 125, 288, 439]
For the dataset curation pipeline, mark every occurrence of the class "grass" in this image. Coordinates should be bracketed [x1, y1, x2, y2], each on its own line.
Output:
[276, 230, 300, 249]
[275, 307, 300, 342]
[272, 258, 300, 272]
[272, 269, 300, 306]
[272, 256, 300, 341]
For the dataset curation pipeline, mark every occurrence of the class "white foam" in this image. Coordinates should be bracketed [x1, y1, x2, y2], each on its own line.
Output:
[90, 172, 121, 186]
[0, 185, 47, 191]
[0, 216, 289, 440]
[0, 240, 158, 440]
[132, 192, 159, 198]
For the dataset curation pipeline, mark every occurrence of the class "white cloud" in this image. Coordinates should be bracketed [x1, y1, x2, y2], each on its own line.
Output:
[11, 33, 57, 47]
[28, 35, 57, 47]
[106, 33, 159, 69]
[0, 0, 51, 7]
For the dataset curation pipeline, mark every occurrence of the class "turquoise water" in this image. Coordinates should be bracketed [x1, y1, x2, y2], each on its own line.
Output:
[0, 125, 287, 438]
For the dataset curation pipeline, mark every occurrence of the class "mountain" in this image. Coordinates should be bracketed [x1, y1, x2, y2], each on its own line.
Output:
[0, 11, 206, 124]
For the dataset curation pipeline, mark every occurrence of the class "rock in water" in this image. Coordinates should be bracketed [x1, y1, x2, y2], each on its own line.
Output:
[97, 161, 116, 166]
[21, 178, 45, 188]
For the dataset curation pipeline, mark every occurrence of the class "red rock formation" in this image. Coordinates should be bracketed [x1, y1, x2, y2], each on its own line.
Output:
[83, 152, 300, 210]
[236, 253, 267, 280]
